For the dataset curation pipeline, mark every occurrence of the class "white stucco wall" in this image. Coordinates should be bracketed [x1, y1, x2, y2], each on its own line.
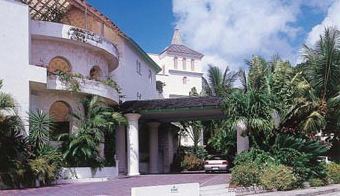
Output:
[31, 39, 110, 78]
[150, 53, 203, 98]
[0, 0, 31, 133]
[112, 40, 158, 101]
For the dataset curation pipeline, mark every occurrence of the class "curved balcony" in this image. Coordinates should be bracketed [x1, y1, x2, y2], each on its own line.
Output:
[31, 20, 119, 72]
[47, 75, 119, 104]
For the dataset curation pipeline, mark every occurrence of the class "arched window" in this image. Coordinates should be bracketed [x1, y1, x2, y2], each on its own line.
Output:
[48, 57, 71, 74]
[49, 101, 72, 139]
[191, 59, 195, 71]
[148, 69, 152, 83]
[174, 57, 178, 69]
[183, 76, 188, 84]
[162, 65, 166, 75]
[89, 66, 103, 81]
[182, 58, 187, 70]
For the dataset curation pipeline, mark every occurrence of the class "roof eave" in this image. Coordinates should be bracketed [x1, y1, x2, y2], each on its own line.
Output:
[122, 35, 162, 73]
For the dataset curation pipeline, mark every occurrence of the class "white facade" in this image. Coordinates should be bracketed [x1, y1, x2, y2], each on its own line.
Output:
[0, 1, 197, 176]
[149, 29, 204, 98]
[148, 30, 205, 147]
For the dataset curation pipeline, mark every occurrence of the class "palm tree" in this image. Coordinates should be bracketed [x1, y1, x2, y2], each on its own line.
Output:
[0, 80, 30, 187]
[60, 96, 126, 167]
[301, 27, 340, 159]
[202, 65, 238, 97]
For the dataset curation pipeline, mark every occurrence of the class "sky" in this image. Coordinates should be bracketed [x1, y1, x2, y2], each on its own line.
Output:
[88, 0, 340, 71]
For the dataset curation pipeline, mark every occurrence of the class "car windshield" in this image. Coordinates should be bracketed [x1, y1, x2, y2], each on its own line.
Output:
[211, 156, 223, 160]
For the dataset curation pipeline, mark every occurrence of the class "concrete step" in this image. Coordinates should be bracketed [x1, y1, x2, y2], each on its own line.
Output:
[200, 184, 233, 196]
[200, 184, 228, 191]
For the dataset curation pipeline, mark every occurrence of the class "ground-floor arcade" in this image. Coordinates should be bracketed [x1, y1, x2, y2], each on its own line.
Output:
[116, 96, 227, 176]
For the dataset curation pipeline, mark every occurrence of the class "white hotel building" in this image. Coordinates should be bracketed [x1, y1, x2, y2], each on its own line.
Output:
[0, 0, 222, 176]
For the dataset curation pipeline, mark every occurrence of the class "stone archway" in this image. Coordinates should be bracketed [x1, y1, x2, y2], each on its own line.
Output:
[49, 101, 72, 139]
[48, 57, 71, 73]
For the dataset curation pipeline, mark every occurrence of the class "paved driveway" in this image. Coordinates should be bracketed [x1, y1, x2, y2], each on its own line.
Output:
[1, 173, 230, 196]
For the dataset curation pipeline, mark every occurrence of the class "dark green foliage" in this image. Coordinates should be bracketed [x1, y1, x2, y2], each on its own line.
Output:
[59, 96, 126, 167]
[234, 149, 276, 167]
[309, 178, 327, 187]
[231, 161, 262, 187]
[326, 163, 340, 184]
[259, 164, 297, 191]
[29, 110, 54, 153]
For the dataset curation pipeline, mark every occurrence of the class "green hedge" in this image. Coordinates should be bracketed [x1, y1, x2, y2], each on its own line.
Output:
[231, 162, 261, 187]
[326, 163, 340, 184]
[259, 164, 297, 191]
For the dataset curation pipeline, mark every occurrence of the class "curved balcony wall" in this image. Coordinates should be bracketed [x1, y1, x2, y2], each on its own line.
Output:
[31, 20, 119, 72]
[47, 75, 119, 104]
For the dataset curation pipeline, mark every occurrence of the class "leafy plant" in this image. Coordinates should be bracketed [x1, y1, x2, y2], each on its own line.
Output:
[259, 164, 297, 191]
[309, 178, 327, 187]
[326, 163, 340, 184]
[181, 154, 204, 171]
[29, 157, 58, 186]
[202, 65, 238, 97]
[54, 71, 83, 92]
[231, 161, 262, 187]
[101, 78, 121, 93]
[28, 110, 54, 153]
[59, 96, 126, 167]
[234, 148, 276, 167]
[59, 126, 102, 167]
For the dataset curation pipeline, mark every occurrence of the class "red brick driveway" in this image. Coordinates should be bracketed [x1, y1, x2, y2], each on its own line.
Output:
[1, 173, 230, 196]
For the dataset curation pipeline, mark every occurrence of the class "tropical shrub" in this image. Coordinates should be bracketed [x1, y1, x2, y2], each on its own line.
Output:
[29, 157, 58, 185]
[234, 148, 276, 166]
[28, 110, 54, 153]
[259, 164, 297, 191]
[230, 161, 262, 187]
[309, 178, 327, 187]
[269, 134, 329, 184]
[59, 128, 103, 167]
[181, 154, 204, 171]
[59, 96, 126, 167]
[326, 163, 340, 184]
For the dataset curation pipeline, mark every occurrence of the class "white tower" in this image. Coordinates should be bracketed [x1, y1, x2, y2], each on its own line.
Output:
[149, 29, 204, 98]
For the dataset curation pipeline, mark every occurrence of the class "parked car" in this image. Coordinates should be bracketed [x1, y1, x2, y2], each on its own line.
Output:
[204, 155, 229, 173]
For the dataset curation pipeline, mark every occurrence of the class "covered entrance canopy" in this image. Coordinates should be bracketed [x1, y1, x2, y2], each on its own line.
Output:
[116, 96, 227, 176]
[120, 96, 225, 122]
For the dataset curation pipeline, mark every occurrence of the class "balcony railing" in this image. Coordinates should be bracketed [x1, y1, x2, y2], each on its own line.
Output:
[31, 20, 119, 72]
[47, 74, 120, 103]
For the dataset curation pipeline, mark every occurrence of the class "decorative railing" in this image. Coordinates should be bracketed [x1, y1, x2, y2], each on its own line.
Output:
[68, 27, 102, 43]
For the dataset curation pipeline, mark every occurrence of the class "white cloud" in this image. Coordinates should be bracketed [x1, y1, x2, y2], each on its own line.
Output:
[172, 0, 333, 71]
[306, 0, 340, 45]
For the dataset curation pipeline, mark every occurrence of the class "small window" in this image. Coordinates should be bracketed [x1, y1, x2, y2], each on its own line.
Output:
[162, 65, 166, 75]
[148, 69, 152, 83]
[100, 23, 104, 36]
[191, 59, 195, 71]
[136, 60, 142, 75]
[174, 57, 178, 69]
[89, 66, 102, 81]
[182, 58, 186, 70]
[183, 76, 188, 84]
[137, 92, 142, 100]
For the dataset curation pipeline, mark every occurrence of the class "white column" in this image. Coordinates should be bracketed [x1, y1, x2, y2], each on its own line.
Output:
[148, 122, 160, 174]
[125, 113, 141, 176]
[115, 126, 126, 174]
[236, 120, 249, 154]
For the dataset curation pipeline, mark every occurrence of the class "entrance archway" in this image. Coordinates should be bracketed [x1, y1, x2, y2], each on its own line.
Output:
[49, 101, 72, 139]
